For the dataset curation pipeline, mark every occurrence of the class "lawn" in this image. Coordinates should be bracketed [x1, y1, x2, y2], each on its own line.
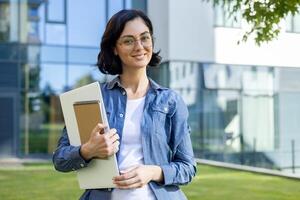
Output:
[0, 163, 299, 200]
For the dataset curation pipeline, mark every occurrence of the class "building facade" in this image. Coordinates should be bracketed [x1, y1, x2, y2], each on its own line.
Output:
[0, 0, 146, 157]
[1, 0, 300, 174]
[147, 0, 300, 173]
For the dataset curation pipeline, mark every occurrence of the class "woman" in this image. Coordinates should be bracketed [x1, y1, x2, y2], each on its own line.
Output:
[53, 9, 196, 200]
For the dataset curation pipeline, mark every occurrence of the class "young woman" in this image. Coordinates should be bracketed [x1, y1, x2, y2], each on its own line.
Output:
[53, 9, 196, 200]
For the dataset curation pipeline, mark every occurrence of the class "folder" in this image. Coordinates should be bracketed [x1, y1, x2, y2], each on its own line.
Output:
[73, 100, 106, 144]
[60, 82, 119, 189]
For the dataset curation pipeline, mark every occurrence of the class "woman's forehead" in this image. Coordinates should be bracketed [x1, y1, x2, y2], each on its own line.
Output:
[120, 17, 150, 37]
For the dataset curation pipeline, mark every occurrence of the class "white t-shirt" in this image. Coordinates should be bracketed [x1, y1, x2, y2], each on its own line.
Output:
[111, 96, 156, 200]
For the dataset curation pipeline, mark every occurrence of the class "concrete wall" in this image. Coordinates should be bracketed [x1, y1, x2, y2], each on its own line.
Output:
[148, 0, 300, 68]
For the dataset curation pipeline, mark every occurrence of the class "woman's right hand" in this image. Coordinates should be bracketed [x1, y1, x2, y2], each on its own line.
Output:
[80, 123, 120, 160]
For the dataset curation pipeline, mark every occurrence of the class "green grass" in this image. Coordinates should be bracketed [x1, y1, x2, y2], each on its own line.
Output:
[0, 164, 299, 200]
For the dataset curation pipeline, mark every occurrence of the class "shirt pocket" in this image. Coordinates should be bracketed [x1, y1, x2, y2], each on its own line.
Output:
[151, 105, 173, 163]
[151, 104, 171, 139]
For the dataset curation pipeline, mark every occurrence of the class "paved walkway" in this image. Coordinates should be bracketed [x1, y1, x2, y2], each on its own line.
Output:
[0, 157, 50, 169]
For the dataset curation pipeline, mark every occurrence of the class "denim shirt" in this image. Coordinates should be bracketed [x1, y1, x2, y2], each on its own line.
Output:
[52, 76, 197, 200]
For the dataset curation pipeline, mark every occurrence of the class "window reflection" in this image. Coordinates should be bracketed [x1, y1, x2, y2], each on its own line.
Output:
[46, 0, 66, 23]
[41, 45, 66, 63]
[68, 64, 103, 89]
[108, 0, 124, 19]
[68, 47, 98, 64]
[40, 64, 66, 93]
[214, 4, 241, 28]
[68, 0, 105, 46]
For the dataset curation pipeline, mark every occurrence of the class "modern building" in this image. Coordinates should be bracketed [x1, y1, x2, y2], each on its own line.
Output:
[1, 0, 300, 174]
[148, 0, 300, 173]
[0, 0, 146, 157]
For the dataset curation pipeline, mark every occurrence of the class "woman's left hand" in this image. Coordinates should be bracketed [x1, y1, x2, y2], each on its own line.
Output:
[113, 165, 163, 189]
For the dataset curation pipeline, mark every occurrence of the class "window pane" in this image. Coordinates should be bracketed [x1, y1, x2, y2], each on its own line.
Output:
[41, 45, 66, 63]
[68, 47, 98, 65]
[0, 1, 18, 42]
[46, 0, 65, 22]
[45, 24, 66, 45]
[67, 64, 103, 89]
[125, 0, 132, 9]
[108, 0, 124, 19]
[285, 14, 293, 32]
[293, 13, 300, 32]
[68, 0, 105, 46]
[40, 64, 66, 92]
[203, 64, 243, 89]
[214, 5, 224, 26]
[242, 67, 274, 95]
[132, 0, 146, 12]
[20, 92, 64, 155]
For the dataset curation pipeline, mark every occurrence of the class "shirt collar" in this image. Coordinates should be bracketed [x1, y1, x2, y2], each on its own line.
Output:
[106, 75, 167, 91]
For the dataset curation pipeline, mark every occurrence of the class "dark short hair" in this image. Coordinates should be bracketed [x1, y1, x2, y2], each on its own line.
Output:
[97, 9, 161, 75]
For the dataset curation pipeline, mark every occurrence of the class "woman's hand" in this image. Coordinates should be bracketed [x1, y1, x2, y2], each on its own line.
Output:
[113, 165, 163, 189]
[80, 123, 120, 160]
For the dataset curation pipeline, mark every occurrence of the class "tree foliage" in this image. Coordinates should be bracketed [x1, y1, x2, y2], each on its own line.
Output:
[209, 0, 300, 45]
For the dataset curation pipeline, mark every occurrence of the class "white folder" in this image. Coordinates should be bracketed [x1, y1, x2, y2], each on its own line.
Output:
[59, 82, 119, 189]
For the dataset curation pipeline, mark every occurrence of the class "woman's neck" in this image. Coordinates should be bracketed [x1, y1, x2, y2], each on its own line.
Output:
[120, 69, 149, 99]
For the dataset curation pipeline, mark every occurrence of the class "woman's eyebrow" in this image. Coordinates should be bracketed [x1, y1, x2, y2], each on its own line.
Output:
[120, 31, 150, 38]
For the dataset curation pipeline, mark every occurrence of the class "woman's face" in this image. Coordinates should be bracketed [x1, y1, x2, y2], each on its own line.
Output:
[114, 17, 153, 71]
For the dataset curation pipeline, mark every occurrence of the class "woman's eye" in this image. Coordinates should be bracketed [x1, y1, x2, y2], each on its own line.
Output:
[123, 39, 134, 45]
[141, 36, 150, 42]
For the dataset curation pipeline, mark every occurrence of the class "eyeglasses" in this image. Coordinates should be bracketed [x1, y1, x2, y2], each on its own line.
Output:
[117, 33, 153, 50]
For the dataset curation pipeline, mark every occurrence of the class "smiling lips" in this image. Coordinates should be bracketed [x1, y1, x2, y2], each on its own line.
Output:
[132, 53, 146, 60]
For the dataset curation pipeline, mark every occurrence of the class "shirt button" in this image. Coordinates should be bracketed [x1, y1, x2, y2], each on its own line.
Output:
[119, 113, 124, 118]
[122, 91, 126, 95]
[80, 163, 84, 168]
[164, 107, 168, 112]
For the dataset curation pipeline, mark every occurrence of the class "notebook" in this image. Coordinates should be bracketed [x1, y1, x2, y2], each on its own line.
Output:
[59, 82, 119, 189]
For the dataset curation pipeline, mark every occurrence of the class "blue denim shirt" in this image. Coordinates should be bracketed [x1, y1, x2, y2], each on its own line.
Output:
[53, 76, 197, 200]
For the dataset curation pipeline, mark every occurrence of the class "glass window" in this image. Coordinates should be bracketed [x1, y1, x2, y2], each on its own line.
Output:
[214, 4, 224, 27]
[40, 64, 66, 93]
[203, 64, 243, 89]
[285, 14, 293, 32]
[45, 24, 66, 45]
[20, 91, 64, 155]
[293, 13, 300, 33]
[0, 43, 19, 61]
[68, 47, 98, 65]
[201, 90, 240, 153]
[108, 0, 124, 19]
[41, 45, 66, 63]
[131, 0, 147, 12]
[125, 0, 132, 9]
[67, 64, 104, 89]
[242, 66, 274, 95]
[46, 0, 66, 23]
[27, 45, 41, 64]
[274, 68, 300, 92]
[214, 4, 241, 28]
[0, 3, 10, 42]
[285, 13, 300, 33]
[68, 0, 105, 47]
[0, 1, 19, 42]
[242, 95, 275, 151]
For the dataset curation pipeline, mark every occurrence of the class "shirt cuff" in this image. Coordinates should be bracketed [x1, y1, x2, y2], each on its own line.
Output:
[71, 146, 90, 170]
[160, 164, 175, 185]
